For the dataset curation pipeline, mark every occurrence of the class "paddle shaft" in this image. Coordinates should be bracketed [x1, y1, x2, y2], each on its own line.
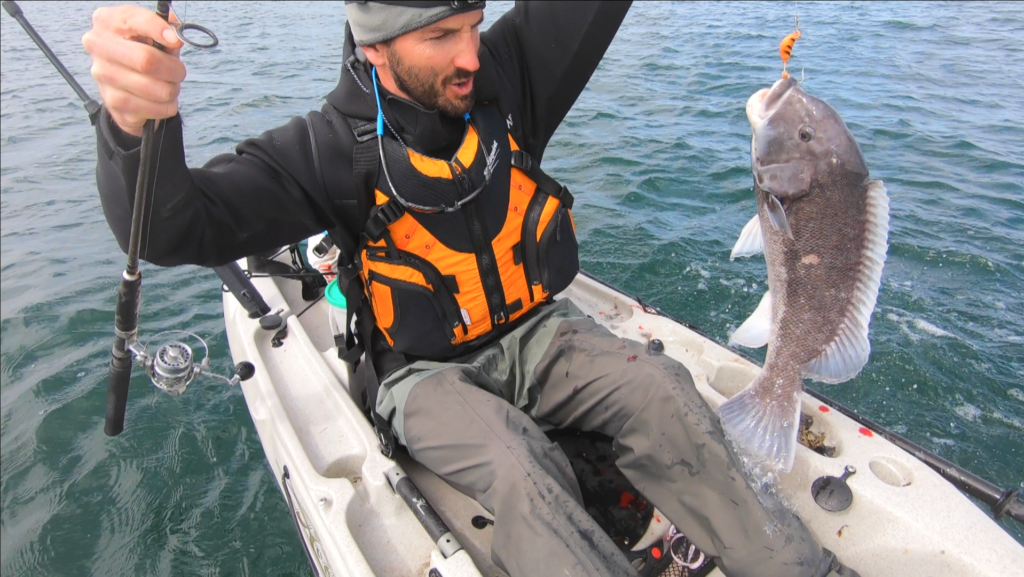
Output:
[1, 1, 101, 123]
[105, 0, 173, 436]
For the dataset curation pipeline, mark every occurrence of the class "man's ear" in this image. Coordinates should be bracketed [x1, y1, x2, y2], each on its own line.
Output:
[361, 43, 387, 68]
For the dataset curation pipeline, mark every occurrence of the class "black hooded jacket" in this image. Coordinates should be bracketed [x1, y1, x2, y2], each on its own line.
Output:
[94, 2, 631, 268]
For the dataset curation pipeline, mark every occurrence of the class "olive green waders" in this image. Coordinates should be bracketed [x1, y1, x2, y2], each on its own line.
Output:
[377, 299, 833, 577]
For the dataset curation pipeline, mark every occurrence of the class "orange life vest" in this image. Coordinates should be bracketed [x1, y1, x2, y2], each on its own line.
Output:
[357, 103, 578, 359]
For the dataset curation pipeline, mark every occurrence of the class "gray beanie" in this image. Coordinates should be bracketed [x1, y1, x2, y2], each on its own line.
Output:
[345, 1, 486, 46]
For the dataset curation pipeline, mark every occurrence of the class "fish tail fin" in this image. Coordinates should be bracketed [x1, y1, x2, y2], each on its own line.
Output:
[716, 377, 801, 472]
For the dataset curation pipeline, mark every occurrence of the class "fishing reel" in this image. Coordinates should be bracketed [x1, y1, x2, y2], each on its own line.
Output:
[128, 330, 254, 396]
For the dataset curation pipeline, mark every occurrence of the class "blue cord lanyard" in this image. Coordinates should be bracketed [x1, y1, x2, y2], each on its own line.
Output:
[371, 66, 482, 214]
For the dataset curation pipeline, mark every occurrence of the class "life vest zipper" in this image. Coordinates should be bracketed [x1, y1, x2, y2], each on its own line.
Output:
[453, 161, 508, 325]
[520, 191, 548, 302]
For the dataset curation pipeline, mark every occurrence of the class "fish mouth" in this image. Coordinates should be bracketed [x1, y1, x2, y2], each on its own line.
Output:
[746, 77, 799, 126]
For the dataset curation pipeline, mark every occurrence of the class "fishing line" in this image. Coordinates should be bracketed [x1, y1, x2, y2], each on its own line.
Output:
[294, 293, 325, 319]
[140, 0, 218, 262]
[143, 120, 167, 262]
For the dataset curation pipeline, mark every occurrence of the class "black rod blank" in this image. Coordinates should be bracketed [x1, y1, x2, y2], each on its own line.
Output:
[2, 1, 101, 123]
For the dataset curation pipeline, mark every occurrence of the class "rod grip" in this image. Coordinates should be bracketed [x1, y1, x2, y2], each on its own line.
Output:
[105, 339, 133, 436]
[105, 273, 142, 436]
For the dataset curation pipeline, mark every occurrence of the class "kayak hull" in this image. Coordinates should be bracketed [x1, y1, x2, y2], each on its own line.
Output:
[224, 262, 1024, 576]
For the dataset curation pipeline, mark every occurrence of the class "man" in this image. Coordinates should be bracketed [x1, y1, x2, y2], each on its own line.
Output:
[84, 2, 857, 576]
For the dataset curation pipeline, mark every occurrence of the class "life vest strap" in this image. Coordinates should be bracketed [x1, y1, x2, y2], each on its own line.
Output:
[511, 149, 574, 210]
[357, 290, 396, 458]
[348, 117, 378, 143]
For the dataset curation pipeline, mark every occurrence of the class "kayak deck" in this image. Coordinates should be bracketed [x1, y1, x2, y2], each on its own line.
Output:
[224, 262, 1024, 576]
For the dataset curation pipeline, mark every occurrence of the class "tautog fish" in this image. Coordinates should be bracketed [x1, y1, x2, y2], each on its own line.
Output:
[718, 77, 889, 471]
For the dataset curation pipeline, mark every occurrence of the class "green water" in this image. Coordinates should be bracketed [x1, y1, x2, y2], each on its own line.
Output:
[2, 2, 1022, 574]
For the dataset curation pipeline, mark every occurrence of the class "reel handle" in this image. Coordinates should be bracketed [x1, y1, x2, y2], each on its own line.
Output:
[235, 362, 256, 382]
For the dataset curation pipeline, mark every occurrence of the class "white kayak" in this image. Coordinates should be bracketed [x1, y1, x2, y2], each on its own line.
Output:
[223, 261, 1024, 577]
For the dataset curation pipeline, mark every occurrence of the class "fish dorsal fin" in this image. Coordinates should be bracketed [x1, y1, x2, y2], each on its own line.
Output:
[729, 290, 772, 349]
[804, 180, 890, 383]
[730, 214, 764, 259]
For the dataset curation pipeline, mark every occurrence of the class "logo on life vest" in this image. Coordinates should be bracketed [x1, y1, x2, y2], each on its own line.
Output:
[483, 140, 500, 182]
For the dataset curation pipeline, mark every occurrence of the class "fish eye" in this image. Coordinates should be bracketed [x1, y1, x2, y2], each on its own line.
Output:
[798, 126, 815, 142]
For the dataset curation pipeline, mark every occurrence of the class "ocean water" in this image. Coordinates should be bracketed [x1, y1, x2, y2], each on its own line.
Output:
[2, 1, 1022, 574]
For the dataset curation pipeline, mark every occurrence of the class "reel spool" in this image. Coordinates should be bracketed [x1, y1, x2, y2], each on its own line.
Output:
[131, 330, 254, 395]
[150, 341, 196, 395]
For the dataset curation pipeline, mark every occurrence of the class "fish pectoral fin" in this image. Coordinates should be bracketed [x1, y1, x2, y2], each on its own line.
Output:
[730, 214, 765, 260]
[729, 291, 772, 349]
[765, 194, 794, 240]
[717, 379, 801, 472]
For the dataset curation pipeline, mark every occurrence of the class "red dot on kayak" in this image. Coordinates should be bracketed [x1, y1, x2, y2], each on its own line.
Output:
[652, 547, 662, 559]
[859, 427, 874, 437]
[818, 405, 830, 413]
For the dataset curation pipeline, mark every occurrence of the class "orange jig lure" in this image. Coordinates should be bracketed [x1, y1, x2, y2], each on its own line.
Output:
[779, 17, 801, 79]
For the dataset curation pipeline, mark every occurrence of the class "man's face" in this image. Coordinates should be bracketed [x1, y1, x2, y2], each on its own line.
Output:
[375, 10, 483, 117]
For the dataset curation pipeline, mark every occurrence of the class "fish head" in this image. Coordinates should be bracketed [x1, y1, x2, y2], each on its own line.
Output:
[746, 77, 868, 200]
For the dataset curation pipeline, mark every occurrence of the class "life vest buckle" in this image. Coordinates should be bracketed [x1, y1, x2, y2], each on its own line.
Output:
[511, 149, 533, 172]
[364, 200, 406, 242]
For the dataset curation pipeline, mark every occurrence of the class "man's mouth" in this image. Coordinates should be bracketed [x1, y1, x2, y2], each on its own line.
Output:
[449, 76, 474, 98]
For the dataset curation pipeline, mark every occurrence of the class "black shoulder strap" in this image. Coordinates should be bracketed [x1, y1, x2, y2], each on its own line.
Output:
[305, 111, 359, 265]
[311, 112, 399, 457]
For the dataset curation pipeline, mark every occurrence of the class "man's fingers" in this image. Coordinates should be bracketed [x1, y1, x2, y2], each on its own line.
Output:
[93, 5, 182, 51]
[85, 5, 188, 137]
[91, 59, 181, 108]
[84, 30, 186, 84]
[98, 82, 179, 136]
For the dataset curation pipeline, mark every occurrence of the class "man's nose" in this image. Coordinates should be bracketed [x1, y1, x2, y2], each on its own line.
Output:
[453, 33, 480, 73]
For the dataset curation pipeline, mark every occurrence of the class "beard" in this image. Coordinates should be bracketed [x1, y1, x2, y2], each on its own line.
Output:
[385, 44, 475, 117]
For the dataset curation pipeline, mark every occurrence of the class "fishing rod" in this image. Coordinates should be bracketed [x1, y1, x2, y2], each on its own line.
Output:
[2, 1, 100, 124]
[583, 271, 1024, 526]
[2, 0, 257, 436]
